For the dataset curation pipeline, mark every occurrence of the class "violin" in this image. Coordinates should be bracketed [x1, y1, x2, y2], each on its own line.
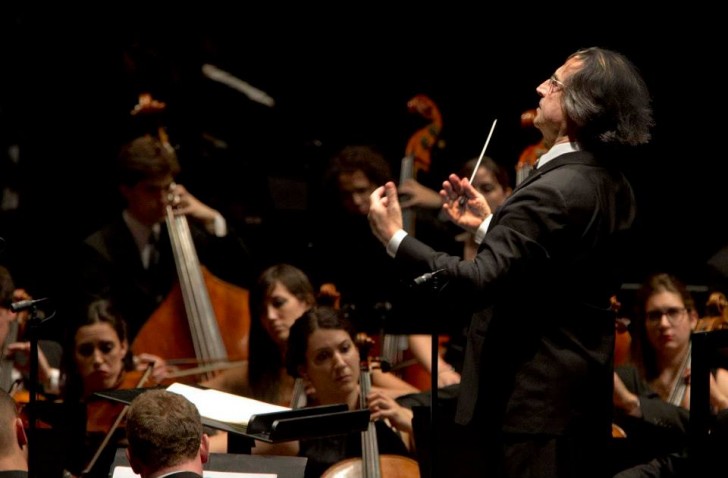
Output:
[82, 364, 156, 475]
[321, 335, 420, 478]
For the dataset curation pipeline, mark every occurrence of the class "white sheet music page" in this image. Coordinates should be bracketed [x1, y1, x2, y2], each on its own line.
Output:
[166, 382, 290, 425]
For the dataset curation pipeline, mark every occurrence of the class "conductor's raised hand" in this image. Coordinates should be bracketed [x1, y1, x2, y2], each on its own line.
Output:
[440, 173, 491, 234]
[368, 181, 403, 246]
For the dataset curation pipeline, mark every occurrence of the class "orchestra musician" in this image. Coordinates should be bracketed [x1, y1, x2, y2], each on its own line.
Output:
[124, 389, 209, 478]
[0, 264, 62, 398]
[612, 273, 728, 476]
[284, 307, 418, 478]
[57, 298, 167, 478]
[0, 388, 29, 476]
[367, 47, 653, 477]
[203, 263, 418, 453]
[75, 134, 254, 344]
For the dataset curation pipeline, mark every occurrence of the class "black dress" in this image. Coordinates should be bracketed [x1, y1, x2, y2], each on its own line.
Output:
[298, 419, 411, 478]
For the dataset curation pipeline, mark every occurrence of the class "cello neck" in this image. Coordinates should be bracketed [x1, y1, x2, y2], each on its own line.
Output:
[356, 333, 381, 478]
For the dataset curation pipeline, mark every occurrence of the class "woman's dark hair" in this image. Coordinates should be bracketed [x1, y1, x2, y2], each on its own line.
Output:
[285, 306, 356, 378]
[247, 263, 316, 402]
[61, 299, 133, 400]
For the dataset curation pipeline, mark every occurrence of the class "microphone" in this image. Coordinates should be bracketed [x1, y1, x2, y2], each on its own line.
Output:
[10, 297, 49, 313]
[413, 269, 445, 286]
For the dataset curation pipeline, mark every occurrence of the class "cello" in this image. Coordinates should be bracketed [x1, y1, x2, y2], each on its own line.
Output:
[321, 334, 420, 478]
[128, 93, 250, 380]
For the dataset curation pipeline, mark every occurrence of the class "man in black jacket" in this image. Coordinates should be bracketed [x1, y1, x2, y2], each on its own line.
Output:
[368, 47, 653, 477]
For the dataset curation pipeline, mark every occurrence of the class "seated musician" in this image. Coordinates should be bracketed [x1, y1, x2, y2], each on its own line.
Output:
[75, 134, 254, 345]
[611, 272, 728, 475]
[0, 264, 62, 398]
[284, 306, 418, 478]
[56, 299, 167, 478]
[202, 263, 418, 453]
[124, 389, 209, 478]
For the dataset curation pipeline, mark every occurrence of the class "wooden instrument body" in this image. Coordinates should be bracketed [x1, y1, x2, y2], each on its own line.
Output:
[322, 335, 420, 478]
[131, 266, 250, 362]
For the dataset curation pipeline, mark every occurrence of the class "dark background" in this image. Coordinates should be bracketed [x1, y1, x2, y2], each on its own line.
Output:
[1, 6, 726, 328]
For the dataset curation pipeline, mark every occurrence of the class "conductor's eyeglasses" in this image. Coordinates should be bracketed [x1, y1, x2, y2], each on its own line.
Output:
[547, 75, 565, 94]
[645, 307, 688, 325]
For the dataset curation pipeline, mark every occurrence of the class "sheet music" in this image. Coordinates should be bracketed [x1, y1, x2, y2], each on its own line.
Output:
[112, 466, 276, 477]
[167, 382, 290, 425]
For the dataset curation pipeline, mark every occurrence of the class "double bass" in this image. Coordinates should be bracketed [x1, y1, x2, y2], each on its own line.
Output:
[128, 93, 250, 380]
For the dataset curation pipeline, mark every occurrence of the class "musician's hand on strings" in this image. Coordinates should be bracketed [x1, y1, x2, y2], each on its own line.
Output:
[398, 178, 442, 209]
[368, 181, 404, 246]
[366, 389, 413, 433]
[134, 353, 170, 384]
[169, 183, 225, 235]
[441, 174, 491, 234]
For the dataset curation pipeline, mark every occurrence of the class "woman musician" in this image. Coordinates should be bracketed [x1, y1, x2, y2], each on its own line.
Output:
[58, 298, 168, 478]
[611, 273, 728, 476]
[284, 306, 419, 478]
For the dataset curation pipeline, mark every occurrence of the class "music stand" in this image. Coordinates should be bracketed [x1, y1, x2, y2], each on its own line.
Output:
[94, 387, 370, 453]
[689, 329, 728, 475]
[22, 302, 54, 478]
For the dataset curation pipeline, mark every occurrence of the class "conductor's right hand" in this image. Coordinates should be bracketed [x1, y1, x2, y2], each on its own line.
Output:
[368, 181, 403, 246]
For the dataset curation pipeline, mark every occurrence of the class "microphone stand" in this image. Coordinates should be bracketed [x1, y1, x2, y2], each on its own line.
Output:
[421, 274, 447, 478]
[25, 304, 50, 478]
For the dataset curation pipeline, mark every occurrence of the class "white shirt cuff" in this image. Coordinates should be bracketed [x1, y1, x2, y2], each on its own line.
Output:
[44, 368, 61, 395]
[386, 229, 408, 258]
[207, 212, 227, 237]
[474, 215, 493, 244]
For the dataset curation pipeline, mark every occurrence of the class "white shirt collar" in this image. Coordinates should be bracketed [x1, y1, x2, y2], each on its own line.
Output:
[536, 141, 579, 169]
[122, 210, 161, 254]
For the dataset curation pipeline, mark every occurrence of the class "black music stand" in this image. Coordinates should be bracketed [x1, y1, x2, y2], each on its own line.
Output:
[23, 302, 55, 478]
[689, 329, 728, 476]
[94, 387, 370, 454]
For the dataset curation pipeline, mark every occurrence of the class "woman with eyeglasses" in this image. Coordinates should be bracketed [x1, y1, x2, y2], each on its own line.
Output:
[611, 272, 728, 475]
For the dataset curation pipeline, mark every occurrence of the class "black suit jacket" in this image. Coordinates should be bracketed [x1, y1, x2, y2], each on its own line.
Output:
[76, 214, 252, 342]
[396, 151, 636, 438]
